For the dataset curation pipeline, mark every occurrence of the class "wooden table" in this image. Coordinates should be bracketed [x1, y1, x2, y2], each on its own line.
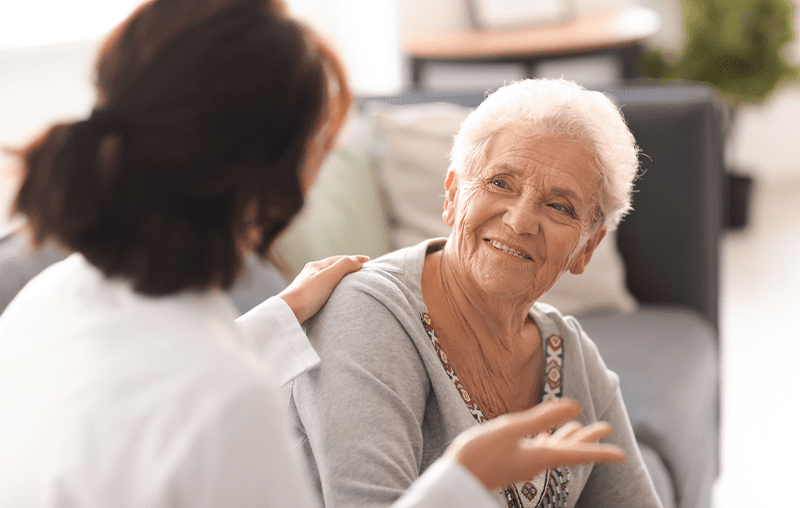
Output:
[402, 6, 661, 89]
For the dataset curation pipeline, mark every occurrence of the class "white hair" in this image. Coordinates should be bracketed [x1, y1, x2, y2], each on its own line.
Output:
[449, 78, 640, 230]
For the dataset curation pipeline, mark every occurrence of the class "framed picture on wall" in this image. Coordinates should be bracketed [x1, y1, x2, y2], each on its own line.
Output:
[467, 0, 573, 30]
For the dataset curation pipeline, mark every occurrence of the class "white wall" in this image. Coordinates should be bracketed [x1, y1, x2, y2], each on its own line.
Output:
[287, 0, 403, 95]
[728, 83, 800, 181]
[0, 40, 98, 148]
[0, 39, 101, 235]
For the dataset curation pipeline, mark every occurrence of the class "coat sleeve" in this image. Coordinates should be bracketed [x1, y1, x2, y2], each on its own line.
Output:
[235, 295, 320, 386]
[393, 456, 499, 508]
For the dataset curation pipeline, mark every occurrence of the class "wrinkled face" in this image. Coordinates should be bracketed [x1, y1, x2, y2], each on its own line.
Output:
[444, 129, 607, 302]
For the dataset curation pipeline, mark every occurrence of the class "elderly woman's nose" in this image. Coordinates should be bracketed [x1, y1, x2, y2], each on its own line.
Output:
[501, 199, 539, 235]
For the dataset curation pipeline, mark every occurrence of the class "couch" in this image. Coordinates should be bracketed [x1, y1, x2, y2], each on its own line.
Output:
[0, 84, 721, 508]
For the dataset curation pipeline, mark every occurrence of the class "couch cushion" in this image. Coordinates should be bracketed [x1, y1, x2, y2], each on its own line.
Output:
[369, 101, 637, 315]
[274, 114, 392, 278]
[371, 102, 466, 247]
[578, 306, 718, 508]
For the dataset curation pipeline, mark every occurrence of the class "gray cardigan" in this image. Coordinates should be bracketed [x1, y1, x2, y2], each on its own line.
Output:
[289, 239, 662, 508]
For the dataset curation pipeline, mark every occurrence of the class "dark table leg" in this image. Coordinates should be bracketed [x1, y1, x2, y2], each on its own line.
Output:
[411, 58, 424, 91]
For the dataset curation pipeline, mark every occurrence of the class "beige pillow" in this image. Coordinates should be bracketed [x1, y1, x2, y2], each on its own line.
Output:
[371, 103, 465, 248]
[370, 102, 637, 316]
[274, 114, 392, 278]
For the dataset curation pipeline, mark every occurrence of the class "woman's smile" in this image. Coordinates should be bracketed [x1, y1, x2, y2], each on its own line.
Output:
[484, 238, 533, 260]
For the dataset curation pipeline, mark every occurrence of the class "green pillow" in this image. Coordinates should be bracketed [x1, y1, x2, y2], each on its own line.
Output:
[274, 114, 392, 278]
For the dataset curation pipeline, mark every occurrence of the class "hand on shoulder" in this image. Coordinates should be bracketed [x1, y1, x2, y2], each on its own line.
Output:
[278, 255, 369, 324]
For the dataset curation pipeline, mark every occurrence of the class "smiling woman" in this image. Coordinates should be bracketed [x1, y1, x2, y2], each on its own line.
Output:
[289, 78, 661, 508]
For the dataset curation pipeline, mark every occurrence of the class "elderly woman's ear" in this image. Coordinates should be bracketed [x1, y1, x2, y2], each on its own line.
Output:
[568, 226, 607, 275]
[442, 170, 458, 227]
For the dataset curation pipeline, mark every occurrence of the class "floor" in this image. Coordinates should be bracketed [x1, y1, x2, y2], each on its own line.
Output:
[713, 175, 800, 506]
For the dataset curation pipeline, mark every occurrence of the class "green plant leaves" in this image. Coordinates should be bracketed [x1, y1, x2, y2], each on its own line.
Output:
[643, 0, 800, 107]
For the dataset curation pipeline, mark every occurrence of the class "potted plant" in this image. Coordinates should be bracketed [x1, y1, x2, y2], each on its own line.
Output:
[642, 0, 800, 227]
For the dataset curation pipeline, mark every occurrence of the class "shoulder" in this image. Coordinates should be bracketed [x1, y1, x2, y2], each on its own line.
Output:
[531, 301, 594, 352]
[304, 266, 427, 369]
[295, 245, 435, 396]
[531, 302, 620, 412]
[0, 252, 80, 323]
[306, 243, 429, 348]
[532, 302, 608, 364]
[334, 241, 425, 300]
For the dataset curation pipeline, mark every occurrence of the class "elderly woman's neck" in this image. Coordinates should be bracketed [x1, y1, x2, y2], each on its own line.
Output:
[422, 245, 539, 351]
[422, 244, 543, 417]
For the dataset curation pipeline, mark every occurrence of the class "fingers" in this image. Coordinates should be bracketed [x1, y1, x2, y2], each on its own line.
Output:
[303, 254, 358, 270]
[495, 399, 580, 439]
[317, 255, 369, 282]
[446, 399, 625, 492]
[332, 254, 371, 270]
[533, 442, 627, 466]
[281, 255, 370, 324]
[550, 420, 611, 444]
[570, 421, 613, 443]
[550, 420, 583, 440]
[305, 255, 370, 272]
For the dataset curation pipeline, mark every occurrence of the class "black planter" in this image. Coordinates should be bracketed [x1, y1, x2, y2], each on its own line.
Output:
[725, 171, 753, 229]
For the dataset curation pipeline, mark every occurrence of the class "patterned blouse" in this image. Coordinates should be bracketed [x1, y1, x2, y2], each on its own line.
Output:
[421, 312, 570, 508]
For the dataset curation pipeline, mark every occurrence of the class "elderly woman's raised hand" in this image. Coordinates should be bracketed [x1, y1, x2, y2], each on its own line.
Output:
[278, 255, 370, 324]
[445, 399, 626, 492]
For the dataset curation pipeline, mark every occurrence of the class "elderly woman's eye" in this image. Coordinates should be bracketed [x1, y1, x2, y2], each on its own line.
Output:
[549, 203, 575, 216]
[492, 179, 510, 189]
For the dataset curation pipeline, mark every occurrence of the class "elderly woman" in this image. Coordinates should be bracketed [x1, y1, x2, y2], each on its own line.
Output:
[290, 78, 662, 508]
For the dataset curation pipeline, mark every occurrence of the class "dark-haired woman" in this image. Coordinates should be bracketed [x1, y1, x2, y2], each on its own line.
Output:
[0, 0, 625, 506]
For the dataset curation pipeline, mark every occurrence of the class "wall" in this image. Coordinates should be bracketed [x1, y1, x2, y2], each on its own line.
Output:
[728, 84, 800, 182]
[287, 0, 403, 96]
[725, 1, 800, 181]
[0, 39, 100, 235]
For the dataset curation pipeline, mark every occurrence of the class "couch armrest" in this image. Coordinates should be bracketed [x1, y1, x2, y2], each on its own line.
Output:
[579, 307, 719, 508]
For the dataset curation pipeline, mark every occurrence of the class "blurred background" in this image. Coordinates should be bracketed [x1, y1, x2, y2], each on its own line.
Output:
[1, 1, 799, 506]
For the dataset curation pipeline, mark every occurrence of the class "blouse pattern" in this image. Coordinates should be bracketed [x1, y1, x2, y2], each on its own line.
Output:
[421, 312, 570, 508]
